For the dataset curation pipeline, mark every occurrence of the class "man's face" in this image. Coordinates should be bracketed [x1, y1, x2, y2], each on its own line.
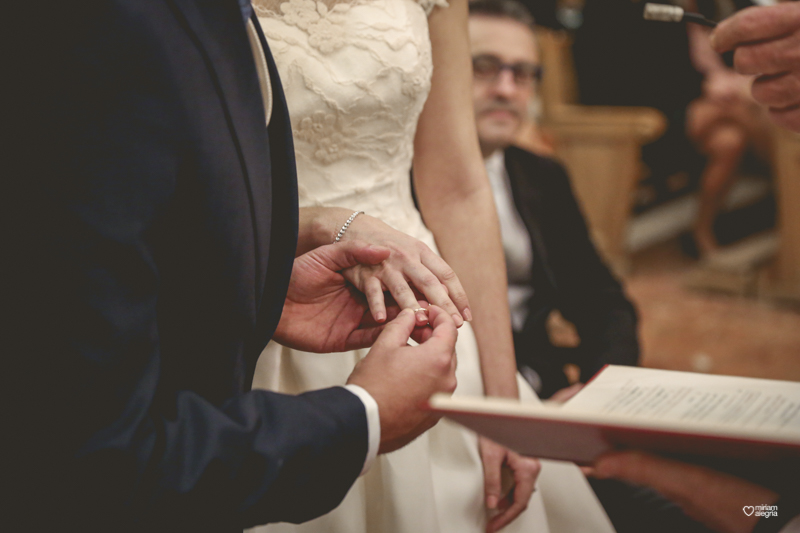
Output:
[469, 15, 540, 155]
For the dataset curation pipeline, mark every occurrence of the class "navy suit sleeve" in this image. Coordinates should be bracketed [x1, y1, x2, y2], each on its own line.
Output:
[538, 159, 640, 379]
[6, 1, 366, 530]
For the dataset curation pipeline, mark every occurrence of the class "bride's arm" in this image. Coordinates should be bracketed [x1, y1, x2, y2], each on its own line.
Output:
[414, 0, 516, 400]
[414, 1, 539, 530]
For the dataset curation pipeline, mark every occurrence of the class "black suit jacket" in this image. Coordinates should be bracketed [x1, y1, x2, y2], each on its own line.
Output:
[504, 147, 640, 397]
[6, 1, 366, 530]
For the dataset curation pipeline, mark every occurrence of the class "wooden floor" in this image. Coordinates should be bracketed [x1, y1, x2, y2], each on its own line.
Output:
[625, 239, 800, 382]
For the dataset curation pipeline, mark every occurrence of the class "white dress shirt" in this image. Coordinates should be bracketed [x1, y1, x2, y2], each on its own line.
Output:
[485, 151, 534, 332]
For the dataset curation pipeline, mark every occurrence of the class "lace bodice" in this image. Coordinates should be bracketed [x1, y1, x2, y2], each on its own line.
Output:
[256, 0, 445, 234]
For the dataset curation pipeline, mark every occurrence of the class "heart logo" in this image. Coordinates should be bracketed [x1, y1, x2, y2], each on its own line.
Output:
[743, 506, 755, 516]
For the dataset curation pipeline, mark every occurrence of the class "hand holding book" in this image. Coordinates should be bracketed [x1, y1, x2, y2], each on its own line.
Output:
[427, 366, 800, 464]
[428, 366, 800, 532]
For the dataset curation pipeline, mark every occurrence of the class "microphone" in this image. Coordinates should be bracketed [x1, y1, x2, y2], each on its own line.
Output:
[643, 3, 735, 65]
[643, 3, 718, 27]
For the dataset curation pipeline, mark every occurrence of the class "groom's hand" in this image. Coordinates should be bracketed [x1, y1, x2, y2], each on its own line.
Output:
[273, 240, 395, 352]
[347, 305, 458, 454]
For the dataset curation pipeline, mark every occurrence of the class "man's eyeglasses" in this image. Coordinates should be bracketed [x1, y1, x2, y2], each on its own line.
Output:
[472, 55, 543, 87]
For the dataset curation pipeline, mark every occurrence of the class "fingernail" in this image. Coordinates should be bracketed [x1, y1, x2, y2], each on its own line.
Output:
[486, 495, 498, 510]
[452, 314, 464, 327]
[463, 307, 473, 322]
[416, 311, 428, 323]
[375, 312, 386, 322]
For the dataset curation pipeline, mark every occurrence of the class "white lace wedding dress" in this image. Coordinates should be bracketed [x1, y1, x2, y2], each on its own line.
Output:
[250, 0, 615, 531]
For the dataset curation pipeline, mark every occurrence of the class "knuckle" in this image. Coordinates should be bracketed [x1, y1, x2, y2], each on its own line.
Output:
[435, 352, 453, 371]
[737, 13, 758, 40]
[440, 267, 458, 282]
[449, 286, 468, 302]
[394, 249, 411, 262]
[416, 242, 433, 255]
[392, 282, 412, 296]
[418, 272, 440, 288]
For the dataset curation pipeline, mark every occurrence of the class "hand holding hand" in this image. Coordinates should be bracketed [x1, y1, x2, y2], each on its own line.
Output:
[272, 240, 392, 352]
[711, 2, 800, 132]
[590, 451, 778, 533]
[340, 214, 472, 327]
[347, 305, 458, 454]
[479, 436, 541, 533]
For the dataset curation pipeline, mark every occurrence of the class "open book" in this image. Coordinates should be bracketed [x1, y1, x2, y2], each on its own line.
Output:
[427, 365, 800, 465]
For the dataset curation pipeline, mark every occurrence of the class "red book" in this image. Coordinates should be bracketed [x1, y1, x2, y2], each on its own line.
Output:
[426, 366, 800, 464]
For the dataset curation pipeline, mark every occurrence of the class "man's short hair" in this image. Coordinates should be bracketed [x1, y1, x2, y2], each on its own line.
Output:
[468, 0, 536, 32]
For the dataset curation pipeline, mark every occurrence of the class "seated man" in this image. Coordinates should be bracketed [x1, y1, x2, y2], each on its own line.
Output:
[468, 0, 639, 399]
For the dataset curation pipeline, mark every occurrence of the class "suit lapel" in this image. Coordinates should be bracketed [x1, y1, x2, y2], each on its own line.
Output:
[169, 0, 274, 307]
[505, 148, 558, 293]
[251, 16, 300, 352]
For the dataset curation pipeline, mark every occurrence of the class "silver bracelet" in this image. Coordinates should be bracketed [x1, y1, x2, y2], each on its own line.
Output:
[333, 210, 364, 243]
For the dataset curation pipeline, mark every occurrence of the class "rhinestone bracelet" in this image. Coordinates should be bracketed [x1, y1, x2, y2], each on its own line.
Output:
[333, 210, 365, 243]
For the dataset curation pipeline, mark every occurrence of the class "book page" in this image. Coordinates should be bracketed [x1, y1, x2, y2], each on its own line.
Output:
[564, 366, 800, 436]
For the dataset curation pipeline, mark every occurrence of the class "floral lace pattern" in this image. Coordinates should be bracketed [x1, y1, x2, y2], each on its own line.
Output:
[278, 0, 350, 54]
[255, 0, 442, 232]
[294, 111, 357, 163]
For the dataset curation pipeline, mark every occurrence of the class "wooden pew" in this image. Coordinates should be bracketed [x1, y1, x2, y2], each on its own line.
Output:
[762, 128, 800, 301]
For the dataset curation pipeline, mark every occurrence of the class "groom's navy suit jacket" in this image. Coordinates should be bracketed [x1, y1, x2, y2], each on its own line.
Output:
[6, 1, 366, 530]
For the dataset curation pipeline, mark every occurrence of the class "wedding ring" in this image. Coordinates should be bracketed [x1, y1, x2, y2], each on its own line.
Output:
[412, 307, 428, 314]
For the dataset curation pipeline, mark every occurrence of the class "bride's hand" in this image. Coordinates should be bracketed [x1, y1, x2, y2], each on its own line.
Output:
[340, 214, 471, 326]
[479, 436, 540, 533]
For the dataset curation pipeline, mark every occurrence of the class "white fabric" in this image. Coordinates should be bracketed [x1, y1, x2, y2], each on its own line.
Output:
[246, 19, 273, 126]
[781, 514, 800, 533]
[485, 151, 534, 332]
[342, 384, 380, 475]
[249, 1, 615, 531]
